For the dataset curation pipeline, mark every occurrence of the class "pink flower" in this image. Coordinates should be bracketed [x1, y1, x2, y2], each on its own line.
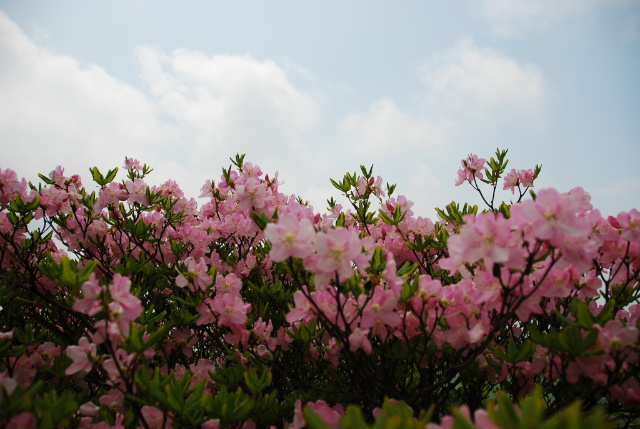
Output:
[568, 186, 592, 213]
[65, 337, 96, 375]
[0, 167, 27, 209]
[99, 389, 125, 411]
[306, 400, 344, 429]
[595, 319, 638, 353]
[7, 412, 37, 429]
[73, 273, 105, 316]
[455, 154, 486, 186]
[123, 157, 142, 172]
[264, 214, 315, 261]
[359, 286, 400, 330]
[286, 287, 315, 324]
[511, 188, 588, 247]
[235, 177, 269, 212]
[141, 405, 170, 429]
[214, 273, 243, 295]
[176, 257, 211, 292]
[108, 274, 142, 335]
[503, 169, 520, 193]
[349, 327, 372, 354]
[613, 209, 640, 243]
[201, 419, 221, 429]
[308, 227, 369, 286]
[519, 169, 535, 187]
[446, 213, 513, 270]
[125, 178, 148, 205]
[212, 293, 250, 328]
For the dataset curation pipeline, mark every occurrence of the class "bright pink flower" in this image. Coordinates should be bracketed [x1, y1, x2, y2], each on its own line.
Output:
[73, 273, 105, 316]
[595, 319, 638, 353]
[519, 169, 535, 187]
[123, 157, 142, 172]
[196, 299, 217, 326]
[212, 293, 250, 327]
[141, 405, 170, 429]
[359, 286, 400, 330]
[348, 327, 372, 355]
[125, 178, 148, 205]
[108, 274, 142, 336]
[235, 177, 268, 212]
[176, 257, 211, 292]
[65, 337, 96, 375]
[286, 287, 315, 324]
[95, 182, 128, 212]
[503, 169, 520, 193]
[306, 400, 344, 429]
[264, 214, 315, 261]
[0, 167, 27, 209]
[447, 213, 512, 270]
[613, 209, 640, 243]
[510, 188, 588, 247]
[309, 227, 368, 285]
[568, 186, 593, 213]
[214, 273, 243, 295]
[455, 154, 486, 186]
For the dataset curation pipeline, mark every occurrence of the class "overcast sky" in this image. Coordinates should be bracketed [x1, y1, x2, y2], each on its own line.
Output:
[1, 1, 639, 218]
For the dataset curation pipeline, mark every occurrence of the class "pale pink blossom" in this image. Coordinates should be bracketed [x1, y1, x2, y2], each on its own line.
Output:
[65, 337, 96, 375]
[264, 214, 315, 261]
[176, 257, 211, 292]
[212, 293, 250, 328]
[7, 412, 37, 429]
[455, 154, 486, 186]
[125, 178, 148, 205]
[349, 327, 372, 355]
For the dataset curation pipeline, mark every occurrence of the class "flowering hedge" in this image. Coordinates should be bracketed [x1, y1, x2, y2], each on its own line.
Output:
[0, 149, 638, 429]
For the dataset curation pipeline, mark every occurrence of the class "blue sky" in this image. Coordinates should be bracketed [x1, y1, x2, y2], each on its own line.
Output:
[1, 1, 638, 217]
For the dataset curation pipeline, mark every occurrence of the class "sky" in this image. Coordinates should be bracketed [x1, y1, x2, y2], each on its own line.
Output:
[0, 1, 639, 218]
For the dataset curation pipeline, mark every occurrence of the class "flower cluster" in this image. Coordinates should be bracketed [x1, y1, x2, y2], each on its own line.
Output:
[0, 150, 638, 429]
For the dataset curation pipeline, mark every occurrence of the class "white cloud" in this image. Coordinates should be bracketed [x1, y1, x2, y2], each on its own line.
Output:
[591, 178, 640, 216]
[474, 0, 596, 35]
[0, 10, 177, 186]
[339, 98, 448, 156]
[0, 11, 322, 200]
[420, 38, 545, 119]
[133, 46, 323, 199]
[337, 37, 545, 159]
[474, 0, 637, 36]
[135, 47, 320, 167]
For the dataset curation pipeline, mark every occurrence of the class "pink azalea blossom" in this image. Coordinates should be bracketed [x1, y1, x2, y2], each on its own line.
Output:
[308, 227, 369, 286]
[235, 177, 269, 212]
[455, 154, 486, 186]
[125, 178, 148, 205]
[73, 273, 105, 316]
[212, 293, 250, 328]
[7, 412, 37, 429]
[65, 337, 96, 375]
[595, 319, 638, 353]
[176, 257, 211, 292]
[0, 167, 27, 209]
[359, 286, 400, 330]
[264, 213, 315, 261]
[349, 327, 372, 354]
[141, 405, 171, 429]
